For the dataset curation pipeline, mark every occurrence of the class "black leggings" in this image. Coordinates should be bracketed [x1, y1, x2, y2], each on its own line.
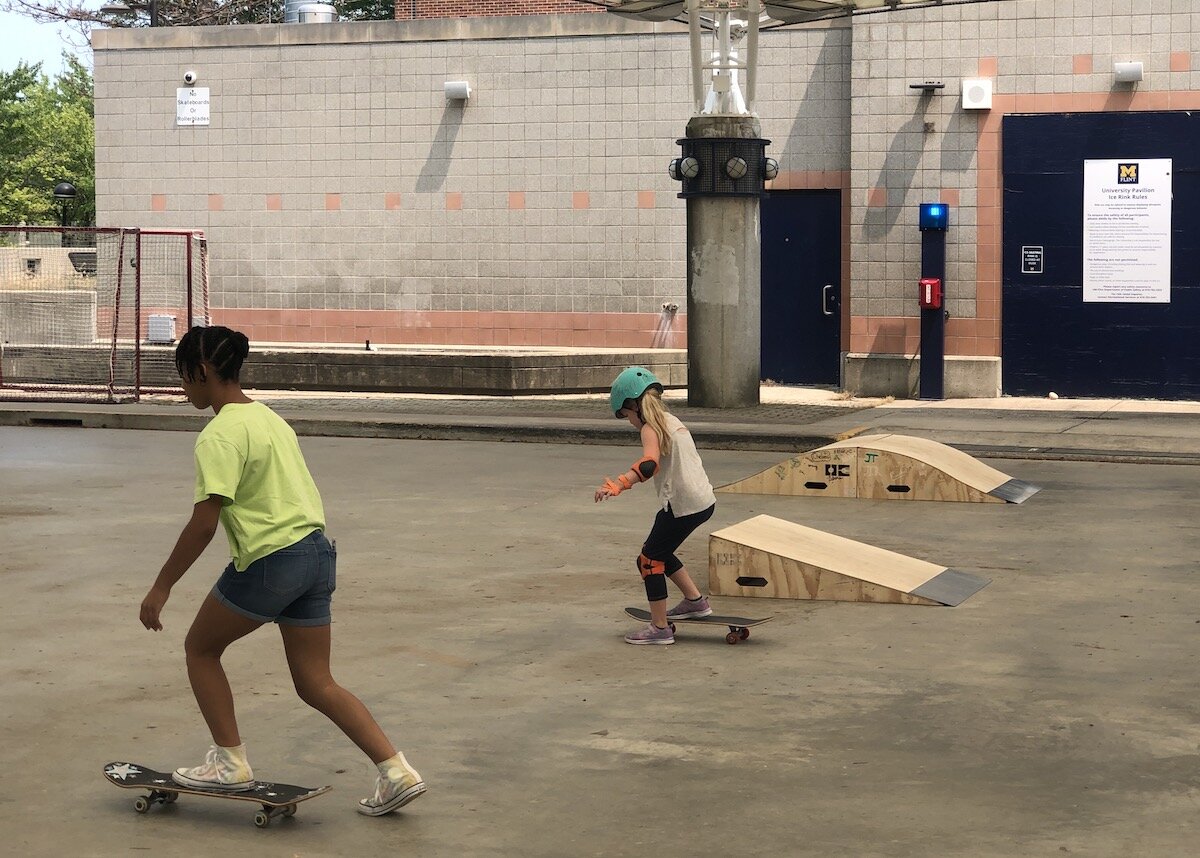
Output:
[639, 503, 716, 601]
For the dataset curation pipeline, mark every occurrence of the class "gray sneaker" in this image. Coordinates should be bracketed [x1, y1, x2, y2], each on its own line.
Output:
[624, 623, 675, 645]
[666, 596, 712, 619]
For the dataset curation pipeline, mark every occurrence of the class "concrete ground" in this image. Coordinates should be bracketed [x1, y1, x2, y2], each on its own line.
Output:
[3, 426, 1198, 857]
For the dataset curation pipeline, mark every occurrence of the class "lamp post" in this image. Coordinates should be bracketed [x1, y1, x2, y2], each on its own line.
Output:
[99, 0, 160, 26]
[611, 0, 772, 407]
[53, 182, 77, 245]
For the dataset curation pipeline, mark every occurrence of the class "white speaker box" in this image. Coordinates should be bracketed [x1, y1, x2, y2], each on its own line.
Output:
[962, 78, 993, 110]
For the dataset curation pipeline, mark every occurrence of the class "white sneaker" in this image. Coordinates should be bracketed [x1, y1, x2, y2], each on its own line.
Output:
[172, 744, 256, 791]
[357, 752, 426, 816]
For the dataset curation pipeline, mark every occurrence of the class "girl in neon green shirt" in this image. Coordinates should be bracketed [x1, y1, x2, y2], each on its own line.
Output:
[139, 325, 425, 816]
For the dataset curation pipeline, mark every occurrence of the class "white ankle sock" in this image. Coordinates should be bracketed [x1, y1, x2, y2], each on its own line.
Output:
[377, 752, 411, 779]
[219, 744, 250, 766]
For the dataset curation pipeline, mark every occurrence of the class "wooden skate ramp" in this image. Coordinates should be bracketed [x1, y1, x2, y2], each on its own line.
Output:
[717, 433, 1039, 504]
[709, 515, 989, 606]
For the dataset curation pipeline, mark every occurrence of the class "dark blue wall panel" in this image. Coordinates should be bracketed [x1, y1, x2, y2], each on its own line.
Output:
[1002, 111, 1200, 398]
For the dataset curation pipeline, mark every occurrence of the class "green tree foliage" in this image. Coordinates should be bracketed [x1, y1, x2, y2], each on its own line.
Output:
[2, 0, 393, 29]
[0, 55, 95, 228]
[336, 0, 395, 21]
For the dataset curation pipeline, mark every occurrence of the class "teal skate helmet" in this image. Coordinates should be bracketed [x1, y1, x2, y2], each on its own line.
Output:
[609, 367, 663, 418]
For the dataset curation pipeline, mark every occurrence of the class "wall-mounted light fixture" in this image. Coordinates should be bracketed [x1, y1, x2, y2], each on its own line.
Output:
[909, 80, 946, 93]
[1113, 61, 1144, 84]
[444, 81, 472, 102]
[668, 156, 701, 181]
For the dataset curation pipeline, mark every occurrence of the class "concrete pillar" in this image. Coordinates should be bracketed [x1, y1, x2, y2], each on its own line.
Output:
[684, 113, 762, 408]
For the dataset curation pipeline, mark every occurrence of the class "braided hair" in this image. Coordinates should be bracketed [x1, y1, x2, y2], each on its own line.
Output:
[174, 325, 250, 383]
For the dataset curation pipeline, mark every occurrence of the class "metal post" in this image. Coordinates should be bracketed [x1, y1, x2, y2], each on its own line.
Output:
[687, 0, 704, 113]
[185, 233, 194, 330]
[134, 230, 143, 401]
[744, 0, 760, 108]
[919, 220, 947, 400]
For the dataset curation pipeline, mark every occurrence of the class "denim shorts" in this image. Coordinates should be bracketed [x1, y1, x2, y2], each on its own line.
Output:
[212, 531, 336, 627]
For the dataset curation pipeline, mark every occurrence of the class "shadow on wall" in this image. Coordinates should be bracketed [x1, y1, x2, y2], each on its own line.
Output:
[863, 104, 928, 239]
[939, 105, 978, 176]
[782, 29, 851, 168]
[416, 103, 466, 193]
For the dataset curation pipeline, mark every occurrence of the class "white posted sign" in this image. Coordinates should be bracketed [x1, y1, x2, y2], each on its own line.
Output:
[1083, 158, 1172, 303]
[176, 87, 211, 126]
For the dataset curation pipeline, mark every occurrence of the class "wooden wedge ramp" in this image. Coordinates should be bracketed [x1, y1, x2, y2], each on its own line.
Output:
[709, 515, 989, 606]
[717, 433, 1040, 503]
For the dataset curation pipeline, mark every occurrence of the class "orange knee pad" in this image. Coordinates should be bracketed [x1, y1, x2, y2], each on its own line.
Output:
[637, 553, 666, 578]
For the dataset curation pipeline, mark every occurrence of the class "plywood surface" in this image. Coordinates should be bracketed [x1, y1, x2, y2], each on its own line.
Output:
[709, 514, 945, 593]
[716, 433, 1034, 503]
[828, 433, 1010, 494]
[709, 535, 941, 605]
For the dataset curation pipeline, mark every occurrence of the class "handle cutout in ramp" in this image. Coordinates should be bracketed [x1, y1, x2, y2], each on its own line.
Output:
[735, 576, 768, 587]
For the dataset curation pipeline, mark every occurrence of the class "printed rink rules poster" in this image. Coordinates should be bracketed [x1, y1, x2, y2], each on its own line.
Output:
[1083, 158, 1172, 303]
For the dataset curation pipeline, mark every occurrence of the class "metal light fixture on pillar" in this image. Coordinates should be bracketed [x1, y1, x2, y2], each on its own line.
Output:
[53, 181, 77, 246]
[611, 0, 774, 408]
[602, 0, 949, 405]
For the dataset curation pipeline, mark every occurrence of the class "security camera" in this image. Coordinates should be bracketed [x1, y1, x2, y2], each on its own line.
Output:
[183, 70, 198, 85]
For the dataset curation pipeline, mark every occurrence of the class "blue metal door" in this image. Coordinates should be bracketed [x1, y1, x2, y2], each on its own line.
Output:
[1003, 111, 1200, 397]
[760, 190, 842, 384]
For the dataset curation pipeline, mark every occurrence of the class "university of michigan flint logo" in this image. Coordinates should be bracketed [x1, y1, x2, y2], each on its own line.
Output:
[1118, 163, 1139, 184]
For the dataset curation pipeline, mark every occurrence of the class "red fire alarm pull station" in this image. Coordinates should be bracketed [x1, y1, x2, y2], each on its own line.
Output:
[919, 277, 942, 309]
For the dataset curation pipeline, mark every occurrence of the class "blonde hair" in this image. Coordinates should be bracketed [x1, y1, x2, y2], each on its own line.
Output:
[637, 388, 673, 457]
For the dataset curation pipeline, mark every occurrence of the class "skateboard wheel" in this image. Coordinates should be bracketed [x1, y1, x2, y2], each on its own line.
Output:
[739, 627, 750, 640]
[282, 804, 297, 817]
[164, 792, 178, 804]
[668, 622, 676, 633]
[134, 796, 150, 813]
[254, 810, 271, 828]
[725, 632, 739, 645]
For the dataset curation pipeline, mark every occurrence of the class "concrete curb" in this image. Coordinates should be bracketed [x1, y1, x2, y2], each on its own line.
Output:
[4, 408, 1195, 463]
[0, 406, 839, 452]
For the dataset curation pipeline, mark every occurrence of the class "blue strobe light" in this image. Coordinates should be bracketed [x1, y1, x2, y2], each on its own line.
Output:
[919, 202, 950, 231]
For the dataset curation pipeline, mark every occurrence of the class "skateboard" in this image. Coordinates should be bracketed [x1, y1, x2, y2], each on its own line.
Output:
[624, 607, 772, 645]
[103, 761, 331, 828]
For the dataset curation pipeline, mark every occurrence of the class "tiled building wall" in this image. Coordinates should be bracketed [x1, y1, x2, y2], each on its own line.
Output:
[92, 17, 848, 347]
[90, 1, 1200, 389]
[849, 0, 1200, 363]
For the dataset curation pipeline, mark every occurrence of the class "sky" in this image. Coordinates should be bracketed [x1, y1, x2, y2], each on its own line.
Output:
[0, 5, 100, 78]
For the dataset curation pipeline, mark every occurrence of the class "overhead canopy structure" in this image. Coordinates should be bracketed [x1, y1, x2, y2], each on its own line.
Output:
[598, 0, 1004, 26]
[762, 0, 938, 24]
[603, 0, 685, 21]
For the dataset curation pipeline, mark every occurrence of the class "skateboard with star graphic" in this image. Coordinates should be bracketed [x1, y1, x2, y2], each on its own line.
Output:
[103, 761, 331, 827]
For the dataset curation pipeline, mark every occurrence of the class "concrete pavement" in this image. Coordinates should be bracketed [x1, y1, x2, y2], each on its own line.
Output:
[3, 385, 1200, 462]
[2, 427, 1198, 857]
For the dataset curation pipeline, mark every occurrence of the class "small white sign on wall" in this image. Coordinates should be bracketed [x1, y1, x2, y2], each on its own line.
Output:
[176, 87, 211, 126]
[1083, 158, 1172, 303]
